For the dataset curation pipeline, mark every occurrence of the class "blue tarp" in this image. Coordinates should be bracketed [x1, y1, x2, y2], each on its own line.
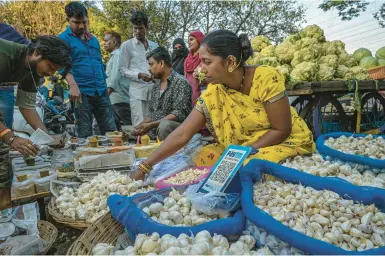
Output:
[240, 159, 385, 255]
[317, 132, 385, 169]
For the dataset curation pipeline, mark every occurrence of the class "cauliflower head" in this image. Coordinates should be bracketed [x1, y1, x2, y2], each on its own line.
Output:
[319, 55, 339, 69]
[335, 65, 349, 79]
[276, 65, 291, 80]
[283, 33, 301, 44]
[246, 52, 261, 65]
[317, 64, 335, 81]
[290, 61, 319, 82]
[275, 42, 296, 63]
[299, 24, 325, 42]
[291, 48, 316, 67]
[250, 36, 271, 52]
[259, 57, 279, 67]
[349, 66, 370, 80]
[260, 45, 275, 58]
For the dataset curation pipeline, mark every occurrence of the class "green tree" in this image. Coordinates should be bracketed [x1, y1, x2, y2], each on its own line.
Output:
[0, 1, 68, 39]
[319, 0, 385, 28]
[219, 1, 306, 44]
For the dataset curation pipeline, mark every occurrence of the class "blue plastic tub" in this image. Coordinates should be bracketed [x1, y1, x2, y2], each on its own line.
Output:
[317, 132, 385, 169]
[107, 186, 245, 241]
[240, 159, 385, 255]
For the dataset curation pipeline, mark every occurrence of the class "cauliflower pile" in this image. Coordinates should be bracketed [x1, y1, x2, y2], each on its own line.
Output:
[247, 24, 370, 82]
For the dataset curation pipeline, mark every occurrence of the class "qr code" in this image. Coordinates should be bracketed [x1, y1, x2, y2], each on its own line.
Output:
[210, 160, 237, 184]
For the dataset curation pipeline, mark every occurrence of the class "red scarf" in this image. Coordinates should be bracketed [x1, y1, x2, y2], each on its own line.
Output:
[184, 51, 201, 74]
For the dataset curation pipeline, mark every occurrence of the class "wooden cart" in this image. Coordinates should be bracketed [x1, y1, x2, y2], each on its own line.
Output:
[287, 80, 385, 137]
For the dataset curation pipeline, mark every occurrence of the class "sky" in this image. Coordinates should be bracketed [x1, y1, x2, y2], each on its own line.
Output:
[300, 0, 385, 54]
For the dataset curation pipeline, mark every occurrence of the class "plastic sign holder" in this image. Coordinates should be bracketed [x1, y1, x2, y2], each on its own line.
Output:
[197, 145, 252, 194]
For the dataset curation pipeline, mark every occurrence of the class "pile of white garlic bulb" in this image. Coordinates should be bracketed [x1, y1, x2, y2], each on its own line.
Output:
[163, 168, 209, 185]
[325, 135, 385, 160]
[93, 230, 274, 255]
[282, 154, 385, 188]
[143, 188, 226, 226]
[253, 180, 385, 251]
[55, 170, 154, 223]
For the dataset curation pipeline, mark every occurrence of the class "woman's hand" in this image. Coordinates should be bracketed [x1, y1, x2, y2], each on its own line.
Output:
[10, 137, 38, 156]
[131, 169, 146, 181]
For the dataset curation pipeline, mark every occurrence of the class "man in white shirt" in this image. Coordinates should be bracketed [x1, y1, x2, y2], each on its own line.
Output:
[104, 31, 131, 128]
[120, 11, 158, 126]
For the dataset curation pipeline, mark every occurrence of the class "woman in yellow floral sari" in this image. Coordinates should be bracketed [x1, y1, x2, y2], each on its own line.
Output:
[132, 30, 315, 180]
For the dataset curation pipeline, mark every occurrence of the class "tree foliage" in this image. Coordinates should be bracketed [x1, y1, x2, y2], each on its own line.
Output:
[0, 0, 306, 56]
[0, 1, 68, 39]
[319, 0, 385, 28]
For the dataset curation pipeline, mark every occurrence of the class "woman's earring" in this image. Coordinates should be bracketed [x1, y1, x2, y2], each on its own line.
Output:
[228, 67, 234, 73]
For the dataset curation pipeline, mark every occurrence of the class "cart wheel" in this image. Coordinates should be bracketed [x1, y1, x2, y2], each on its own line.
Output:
[291, 95, 313, 115]
[355, 92, 385, 133]
[300, 95, 348, 138]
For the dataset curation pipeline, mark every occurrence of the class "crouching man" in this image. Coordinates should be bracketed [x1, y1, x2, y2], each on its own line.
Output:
[134, 47, 192, 140]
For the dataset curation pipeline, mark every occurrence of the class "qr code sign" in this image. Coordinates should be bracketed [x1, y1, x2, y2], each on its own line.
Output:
[209, 160, 237, 184]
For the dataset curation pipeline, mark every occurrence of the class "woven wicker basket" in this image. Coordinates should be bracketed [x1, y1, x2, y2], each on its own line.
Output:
[48, 198, 89, 230]
[38, 220, 58, 255]
[368, 65, 385, 80]
[66, 212, 125, 255]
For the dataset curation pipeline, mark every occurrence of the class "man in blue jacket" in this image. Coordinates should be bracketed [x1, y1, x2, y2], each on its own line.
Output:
[58, 2, 116, 138]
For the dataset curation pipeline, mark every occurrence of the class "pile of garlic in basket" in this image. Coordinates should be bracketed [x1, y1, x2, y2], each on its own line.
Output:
[253, 180, 385, 251]
[143, 188, 228, 226]
[325, 134, 385, 160]
[93, 230, 274, 255]
[282, 154, 385, 188]
[54, 171, 154, 223]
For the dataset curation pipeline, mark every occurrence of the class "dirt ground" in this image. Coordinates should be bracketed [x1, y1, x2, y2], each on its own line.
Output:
[48, 225, 82, 255]
[43, 205, 83, 255]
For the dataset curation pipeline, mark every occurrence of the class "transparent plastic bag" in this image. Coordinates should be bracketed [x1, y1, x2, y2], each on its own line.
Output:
[186, 182, 240, 216]
[12, 180, 36, 197]
[144, 134, 205, 185]
[0, 235, 47, 255]
[33, 171, 57, 193]
[144, 154, 190, 185]
[114, 232, 132, 251]
[51, 146, 73, 170]
[12, 202, 39, 236]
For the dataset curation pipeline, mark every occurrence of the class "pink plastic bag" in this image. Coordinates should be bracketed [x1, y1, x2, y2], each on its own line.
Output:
[155, 166, 212, 189]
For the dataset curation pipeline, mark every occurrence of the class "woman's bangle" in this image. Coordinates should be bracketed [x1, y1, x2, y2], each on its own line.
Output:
[0, 129, 11, 139]
[138, 161, 152, 174]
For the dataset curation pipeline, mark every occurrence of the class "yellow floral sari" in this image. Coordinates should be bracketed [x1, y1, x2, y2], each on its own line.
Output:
[194, 66, 315, 166]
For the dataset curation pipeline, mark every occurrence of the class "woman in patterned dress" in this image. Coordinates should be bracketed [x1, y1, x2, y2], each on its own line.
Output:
[132, 30, 315, 180]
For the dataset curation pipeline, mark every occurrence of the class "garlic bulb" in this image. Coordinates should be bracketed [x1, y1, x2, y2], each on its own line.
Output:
[283, 154, 385, 188]
[325, 135, 385, 160]
[143, 188, 220, 226]
[247, 222, 304, 255]
[55, 170, 154, 223]
[253, 180, 385, 251]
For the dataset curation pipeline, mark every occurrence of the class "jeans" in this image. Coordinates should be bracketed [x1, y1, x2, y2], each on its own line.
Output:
[75, 90, 117, 138]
